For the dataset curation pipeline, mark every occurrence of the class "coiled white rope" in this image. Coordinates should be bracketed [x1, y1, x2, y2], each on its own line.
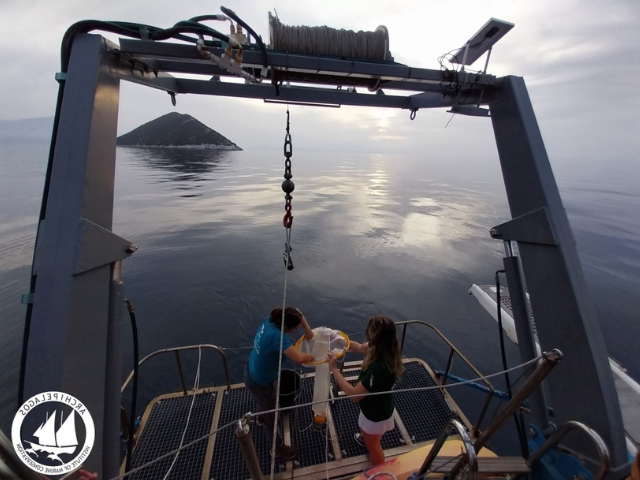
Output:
[108, 354, 543, 480]
[270, 16, 387, 61]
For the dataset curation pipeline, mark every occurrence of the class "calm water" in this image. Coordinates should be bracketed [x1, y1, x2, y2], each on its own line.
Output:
[1, 142, 638, 453]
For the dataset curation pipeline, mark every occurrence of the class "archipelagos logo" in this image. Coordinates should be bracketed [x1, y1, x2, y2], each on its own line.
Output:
[12, 391, 95, 476]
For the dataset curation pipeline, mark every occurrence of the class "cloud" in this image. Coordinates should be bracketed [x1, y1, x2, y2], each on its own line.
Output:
[0, 0, 638, 161]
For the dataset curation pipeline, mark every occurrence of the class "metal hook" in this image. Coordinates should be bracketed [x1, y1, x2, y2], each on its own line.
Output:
[169, 92, 177, 107]
[410, 109, 417, 121]
[283, 242, 294, 270]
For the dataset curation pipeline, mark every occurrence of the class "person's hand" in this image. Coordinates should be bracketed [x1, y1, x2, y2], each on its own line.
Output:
[297, 308, 314, 339]
[303, 353, 315, 364]
[58, 469, 98, 480]
[77, 472, 98, 480]
[326, 351, 338, 370]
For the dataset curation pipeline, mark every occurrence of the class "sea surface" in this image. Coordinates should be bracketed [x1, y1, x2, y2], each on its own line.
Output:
[1, 142, 638, 454]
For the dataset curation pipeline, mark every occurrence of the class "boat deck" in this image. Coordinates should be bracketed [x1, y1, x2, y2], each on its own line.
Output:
[126, 358, 469, 480]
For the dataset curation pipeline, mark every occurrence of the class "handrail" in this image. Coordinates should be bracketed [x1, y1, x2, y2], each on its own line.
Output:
[121, 344, 231, 394]
[418, 419, 478, 479]
[395, 320, 495, 434]
[446, 350, 562, 479]
[526, 421, 610, 480]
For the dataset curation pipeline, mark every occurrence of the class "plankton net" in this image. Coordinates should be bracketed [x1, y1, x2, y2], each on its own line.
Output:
[294, 327, 350, 424]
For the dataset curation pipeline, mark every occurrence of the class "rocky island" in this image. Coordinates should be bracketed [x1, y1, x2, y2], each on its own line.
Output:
[117, 112, 241, 150]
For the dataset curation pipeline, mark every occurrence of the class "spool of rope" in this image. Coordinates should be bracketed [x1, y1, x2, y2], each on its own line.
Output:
[269, 13, 389, 61]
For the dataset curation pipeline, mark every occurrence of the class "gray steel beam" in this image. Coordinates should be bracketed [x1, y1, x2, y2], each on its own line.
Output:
[172, 78, 452, 109]
[139, 59, 454, 94]
[24, 34, 125, 477]
[112, 67, 178, 93]
[108, 53, 179, 93]
[118, 39, 496, 87]
[143, 58, 228, 77]
[490, 76, 628, 475]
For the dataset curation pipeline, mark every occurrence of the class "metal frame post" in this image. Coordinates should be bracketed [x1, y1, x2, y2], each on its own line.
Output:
[502, 253, 551, 431]
[235, 417, 263, 479]
[489, 76, 627, 474]
[22, 35, 127, 476]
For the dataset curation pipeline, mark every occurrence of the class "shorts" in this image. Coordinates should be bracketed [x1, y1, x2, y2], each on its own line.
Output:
[358, 410, 395, 435]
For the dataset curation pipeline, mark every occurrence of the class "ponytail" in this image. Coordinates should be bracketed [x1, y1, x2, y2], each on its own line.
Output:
[269, 307, 303, 330]
[362, 315, 404, 379]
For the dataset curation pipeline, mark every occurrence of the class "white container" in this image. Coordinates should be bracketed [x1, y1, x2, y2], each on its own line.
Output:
[310, 327, 332, 423]
[297, 327, 347, 424]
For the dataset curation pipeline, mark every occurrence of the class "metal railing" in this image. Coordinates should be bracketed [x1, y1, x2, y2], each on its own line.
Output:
[396, 320, 495, 434]
[418, 419, 478, 479]
[121, 344, 231, 395]
[525, 421, 610, 480]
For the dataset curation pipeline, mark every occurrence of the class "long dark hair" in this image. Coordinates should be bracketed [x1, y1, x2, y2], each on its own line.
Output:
[363, 315, 404, 379]
[269, 307, 303, 331]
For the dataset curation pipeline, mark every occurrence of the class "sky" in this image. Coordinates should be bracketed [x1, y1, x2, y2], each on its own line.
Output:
[0, 0, 639, 161]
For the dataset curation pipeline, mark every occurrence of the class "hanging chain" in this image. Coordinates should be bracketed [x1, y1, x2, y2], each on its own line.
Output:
[282, 109, 295, 270]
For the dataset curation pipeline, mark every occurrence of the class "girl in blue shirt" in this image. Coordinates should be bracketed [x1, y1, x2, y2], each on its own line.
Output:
[244, 307, 314, 459]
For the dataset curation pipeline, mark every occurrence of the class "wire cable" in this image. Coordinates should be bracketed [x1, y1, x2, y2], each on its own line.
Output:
[124, 300, 139, 472]
[325, 335, 332, 479]
[495, 270, 529, 459]
[257, 354, 543, 417]
[153, 22, 230, 43]
[270, 226, 292, 479]
[106, 354, 544, 480]
[108, 418, 239, 480]
[270, 254, 289, 478]
[161, 345, 202, 480]
[188, 14, 232, 25]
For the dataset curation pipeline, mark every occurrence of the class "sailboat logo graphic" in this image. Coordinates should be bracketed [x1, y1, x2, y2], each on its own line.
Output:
[25, 410, 79, 463]
[12, 391, 95, 475]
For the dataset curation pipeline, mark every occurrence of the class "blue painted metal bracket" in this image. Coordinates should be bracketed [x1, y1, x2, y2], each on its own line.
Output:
[73, 218, 134, 275]
[435, 370, 555, 416]
[528, 424, 594, 480]
[490, 207, 557, 245]
[435, 369, 511, 401]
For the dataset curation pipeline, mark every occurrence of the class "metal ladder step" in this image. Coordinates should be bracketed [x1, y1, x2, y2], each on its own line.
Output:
[430, 456, 530, 475]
